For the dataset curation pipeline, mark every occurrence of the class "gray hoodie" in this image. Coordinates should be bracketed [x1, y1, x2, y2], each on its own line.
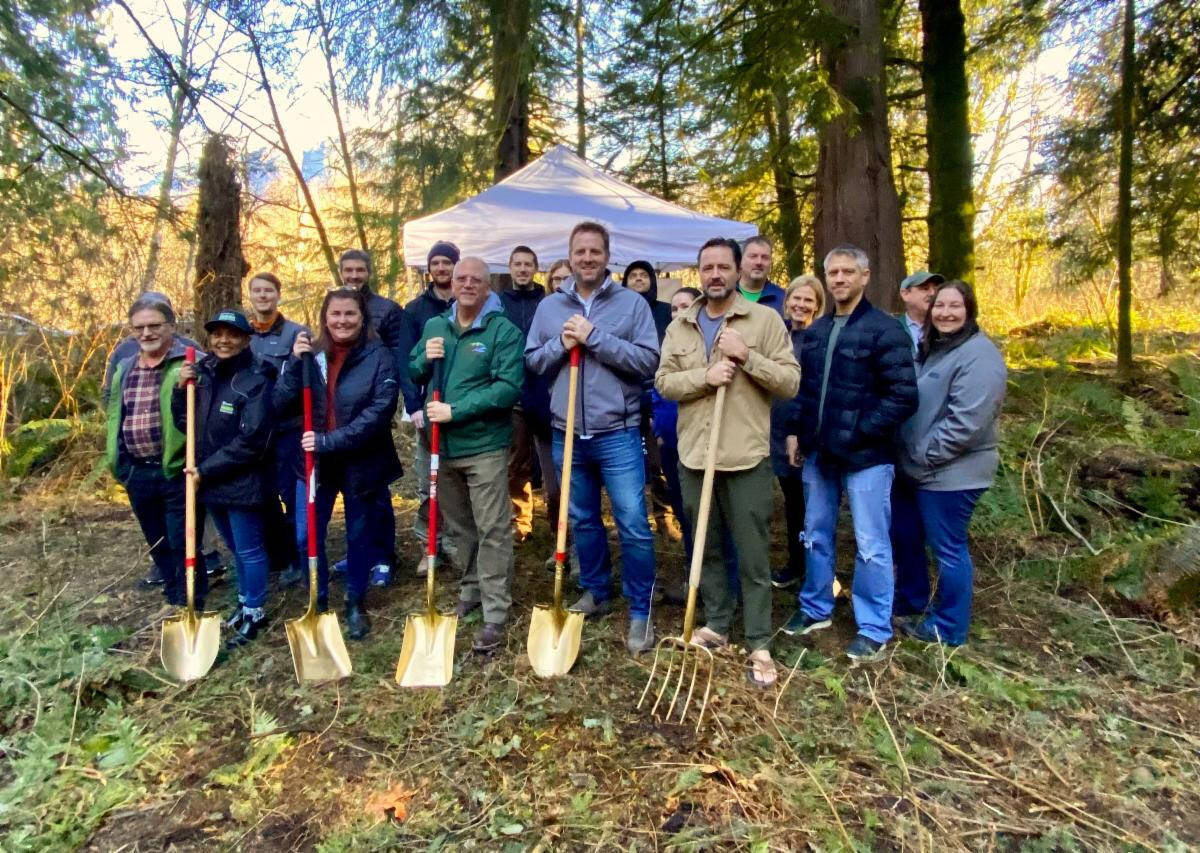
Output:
[897, 332, 1007, 491]
[525, 274, 660, 436]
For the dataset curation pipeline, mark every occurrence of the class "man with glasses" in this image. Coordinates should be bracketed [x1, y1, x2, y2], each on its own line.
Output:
[105, 294, 207, 611]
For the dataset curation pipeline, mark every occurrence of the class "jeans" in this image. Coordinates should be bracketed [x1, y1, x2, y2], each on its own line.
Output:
[208, 505, 270, 609]
[799, 455, 895, 644]
[362, 486, 396, 569]
[779, 471, 806, 579]
[123, 462, 206, 607]
[890, 473, 927, 617]
[553, 427, 656, 618]
[439, 449, 514, 624]
[894, 487, 986, 646]
[294, 478, 375, 602]
[680, 459, 775, 651]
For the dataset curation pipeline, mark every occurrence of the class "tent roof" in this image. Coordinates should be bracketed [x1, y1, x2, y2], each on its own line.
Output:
[402, 145, 758, 273]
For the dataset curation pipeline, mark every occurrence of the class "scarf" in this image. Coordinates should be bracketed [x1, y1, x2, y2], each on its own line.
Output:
[325, 340, 353, 431]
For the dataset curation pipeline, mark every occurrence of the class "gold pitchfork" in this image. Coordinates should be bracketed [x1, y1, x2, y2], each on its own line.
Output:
[638, 383, 727, 730]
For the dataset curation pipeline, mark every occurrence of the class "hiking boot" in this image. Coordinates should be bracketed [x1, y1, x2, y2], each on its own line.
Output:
[846, 634, 886, 662]
[142, 564, 165, 587]
[224, 603, 246, 629]
[456, 599, 481, 619]
[898, 618, 946, 645]
[369, 563, 392, 588]
[332, 557, 348, 575]
[770, 569, 799, 589]
[569, 590, 611, 619]
[472, 622, 505, 652]
[781, 609, 831, 637]
[226, 609, 268, 649]
[626, 618, 655, 654]
[344, 598, 370, 640]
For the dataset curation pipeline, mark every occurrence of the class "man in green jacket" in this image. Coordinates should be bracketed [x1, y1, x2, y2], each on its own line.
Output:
[410, 256, 525, 652]
[106, 293, 206, 610]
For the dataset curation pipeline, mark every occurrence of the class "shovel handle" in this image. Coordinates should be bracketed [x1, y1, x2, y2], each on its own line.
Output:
[552, 347, 581, 608]
[425, 360, 443, 614]
[184, 346, 197, 612]
[302, 353, 317, 563]
[680, 381, 726, 642]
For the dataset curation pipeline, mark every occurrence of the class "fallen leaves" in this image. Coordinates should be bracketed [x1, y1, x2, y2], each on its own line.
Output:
[364, 783, 416, 824]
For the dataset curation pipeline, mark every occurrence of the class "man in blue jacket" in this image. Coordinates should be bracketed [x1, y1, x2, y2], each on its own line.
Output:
[738, 236, 786, 316]
[782, 244, 918, 662]
[525, 221, 661, 654]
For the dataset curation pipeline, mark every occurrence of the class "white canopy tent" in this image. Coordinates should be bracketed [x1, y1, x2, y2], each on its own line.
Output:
[402, 145, 758, 273]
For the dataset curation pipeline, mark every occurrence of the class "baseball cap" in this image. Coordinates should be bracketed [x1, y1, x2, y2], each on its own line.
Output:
[204, 308, 252, 335]
[900, 270, 945, 290]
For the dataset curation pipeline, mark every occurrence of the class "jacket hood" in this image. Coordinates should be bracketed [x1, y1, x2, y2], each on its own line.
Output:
[447, 290, 505, 331]
[624, 260, 659, 304]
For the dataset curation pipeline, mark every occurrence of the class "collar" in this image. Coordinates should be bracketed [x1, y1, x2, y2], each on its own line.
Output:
[563, 273, 615, 303]
[683, 291, 752, 325]
[449, 290, 504, 331]
[252, 312, 281, 334]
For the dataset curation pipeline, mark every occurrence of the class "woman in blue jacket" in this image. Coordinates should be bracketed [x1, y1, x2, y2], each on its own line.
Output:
[895, 280, 1007, 646]
[172, 309, 275, 648]
[273, 287, 401, 640]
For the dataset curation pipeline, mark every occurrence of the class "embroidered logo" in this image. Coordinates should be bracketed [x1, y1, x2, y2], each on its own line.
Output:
[470, 342, 488, 354]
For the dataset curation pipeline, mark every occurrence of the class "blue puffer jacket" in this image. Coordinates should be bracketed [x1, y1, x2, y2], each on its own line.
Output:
[525, 274, 660, 436]
[272, 338, 402, 495]
[786, 297, 918, 472]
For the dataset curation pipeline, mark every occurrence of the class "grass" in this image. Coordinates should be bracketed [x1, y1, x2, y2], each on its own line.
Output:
[0, 329, 1198, 850]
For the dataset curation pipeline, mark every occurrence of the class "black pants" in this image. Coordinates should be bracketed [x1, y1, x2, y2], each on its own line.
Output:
[779, 471, 806, 579]
[123, 462, 207, 607]
[263, 442, 300, 572]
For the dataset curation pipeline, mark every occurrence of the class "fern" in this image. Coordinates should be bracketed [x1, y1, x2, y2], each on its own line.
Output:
[1122, 397, 1148, 446]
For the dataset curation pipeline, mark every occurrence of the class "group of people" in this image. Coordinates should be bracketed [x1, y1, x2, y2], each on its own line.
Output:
[105, 222, 1007, 686]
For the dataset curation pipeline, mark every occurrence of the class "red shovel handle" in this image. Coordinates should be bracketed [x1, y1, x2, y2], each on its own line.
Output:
[426, 360, 443, 560]
[302, 353, 317, 561]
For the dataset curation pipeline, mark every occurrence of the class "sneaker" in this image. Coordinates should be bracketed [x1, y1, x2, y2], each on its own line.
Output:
[224, 603, 246, 629]
[569, 590, 611, 619]
[898, 618, 946, 645]
[770, 569, 799, 589]
[781, 609, 831, 636]
[142, 564, 165, 587]
[472, 622, 505, 652]
[846, 634, 886, 662]
[456, 599, 481, 619]
[369, 563, 392, 588]
[626, 618, 655, 654]
[332, 558, 348, 575]
[226, 610, 268, 649]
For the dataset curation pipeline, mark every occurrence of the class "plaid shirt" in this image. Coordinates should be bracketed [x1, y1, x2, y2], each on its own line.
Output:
[121, 362, 165, 460]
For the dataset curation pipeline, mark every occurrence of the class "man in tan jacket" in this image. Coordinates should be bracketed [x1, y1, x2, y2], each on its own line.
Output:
[655, 237, 801, 687]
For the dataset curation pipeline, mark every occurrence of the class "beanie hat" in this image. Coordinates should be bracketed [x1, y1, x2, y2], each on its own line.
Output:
[427, 241, 461, 267]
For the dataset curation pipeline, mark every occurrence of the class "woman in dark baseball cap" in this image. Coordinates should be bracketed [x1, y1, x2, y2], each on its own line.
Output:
[172, 308, 277, 649]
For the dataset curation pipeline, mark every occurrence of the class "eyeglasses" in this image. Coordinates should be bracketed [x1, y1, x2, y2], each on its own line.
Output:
[131, 322, 169, 335]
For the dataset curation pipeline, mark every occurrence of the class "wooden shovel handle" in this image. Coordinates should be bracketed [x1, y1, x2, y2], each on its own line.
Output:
[552, 347, 582, 608]
[680, 381, 727, 641]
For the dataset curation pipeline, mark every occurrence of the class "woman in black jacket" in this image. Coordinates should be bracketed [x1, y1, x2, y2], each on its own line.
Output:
[272, 287, 401, 640]
[173, 309, 275, 648]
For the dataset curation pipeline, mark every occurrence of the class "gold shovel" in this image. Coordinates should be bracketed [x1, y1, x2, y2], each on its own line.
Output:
[396, 364, 456, 687]
[161, 346, 221, 682]
[527, 346, 586, 678]
[286, 352, 352, 682]
[638, 383, 727, 730]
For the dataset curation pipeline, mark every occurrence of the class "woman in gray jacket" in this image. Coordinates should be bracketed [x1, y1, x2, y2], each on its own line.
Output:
[894, 280, 1006, 645]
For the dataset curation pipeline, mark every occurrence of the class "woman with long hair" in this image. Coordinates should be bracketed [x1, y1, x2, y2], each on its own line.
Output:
[895, 280, 1006, 646]
[272, 287, 402, 640]
[772, 275, 826, 588]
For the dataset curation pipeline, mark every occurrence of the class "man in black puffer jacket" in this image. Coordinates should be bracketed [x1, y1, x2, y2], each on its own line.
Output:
[782, 244, 917, 663]
[403, 240, 460, 574]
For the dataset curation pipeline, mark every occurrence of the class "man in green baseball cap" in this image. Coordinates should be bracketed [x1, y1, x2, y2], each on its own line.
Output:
[897, 270, 944, 358]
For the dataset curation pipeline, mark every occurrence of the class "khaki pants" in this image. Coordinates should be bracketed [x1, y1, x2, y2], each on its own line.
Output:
[439, 448, 514, 625]
[680, 459, 774, 651]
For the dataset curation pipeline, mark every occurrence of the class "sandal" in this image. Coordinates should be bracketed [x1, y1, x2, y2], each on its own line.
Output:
[690, 626, 728, 649]
[745, 650, 777, 688]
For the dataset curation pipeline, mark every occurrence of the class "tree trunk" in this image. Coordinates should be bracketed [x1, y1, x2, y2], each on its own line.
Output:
[142, 87, 187, 290]
[492, 0, 532, 180]
[386, 93, 404, 298]
[193, 134, 248, 338]
[315, 0, 368, 251]
[575, 0, 586, 158]
[1116, 0, 1135, 376]
[814, 0, 906, 310]
[767, 83, 804, 277]
[919, 0, 975, 284]
[246, 24, 339, 281]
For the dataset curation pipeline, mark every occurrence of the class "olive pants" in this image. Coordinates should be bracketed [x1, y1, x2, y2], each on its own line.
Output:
[679, 458, 774, 652]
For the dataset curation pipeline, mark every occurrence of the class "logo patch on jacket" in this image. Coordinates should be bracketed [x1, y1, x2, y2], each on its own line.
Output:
[469, 342, 488, 354]
[219, 400, 235, 415]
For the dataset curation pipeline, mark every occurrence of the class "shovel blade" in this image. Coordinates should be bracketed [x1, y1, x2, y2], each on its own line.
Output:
[285, 612, 353, 683]
[160, 609, 221, 682]
[527, 605, 585, 678]
[395, 612, 457, 688]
